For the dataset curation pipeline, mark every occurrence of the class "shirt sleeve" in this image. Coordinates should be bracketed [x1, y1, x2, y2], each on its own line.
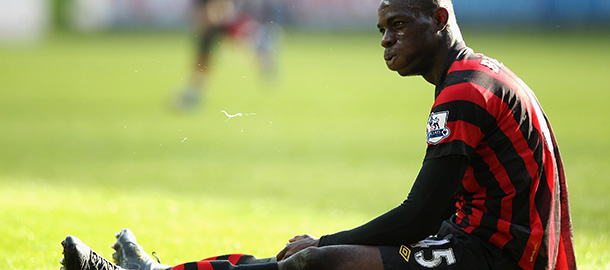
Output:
[425, 82, 490, 161]
[318, 155, 469, 247]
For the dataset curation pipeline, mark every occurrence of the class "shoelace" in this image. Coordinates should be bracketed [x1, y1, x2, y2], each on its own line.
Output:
[151, 252, 161, 264]
[89, 249, 122, 270]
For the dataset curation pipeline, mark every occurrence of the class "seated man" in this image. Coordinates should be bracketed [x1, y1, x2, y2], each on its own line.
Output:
[61, 0, 576, 269]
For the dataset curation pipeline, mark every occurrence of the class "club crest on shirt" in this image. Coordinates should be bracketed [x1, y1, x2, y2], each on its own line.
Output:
[426, 111, 450, 145]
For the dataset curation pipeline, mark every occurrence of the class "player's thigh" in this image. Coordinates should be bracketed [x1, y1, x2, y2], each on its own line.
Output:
[379, 236, 475, 270]
[379, 234, 517, 270]
[320, 245, 384, 270]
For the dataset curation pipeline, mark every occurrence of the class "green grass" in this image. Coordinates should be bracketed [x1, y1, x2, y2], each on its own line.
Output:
[0, 29, 609, 269]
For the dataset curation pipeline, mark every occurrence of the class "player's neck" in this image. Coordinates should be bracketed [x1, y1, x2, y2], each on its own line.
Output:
[422, 37, 462, 85]
[423, 48, 449, 85]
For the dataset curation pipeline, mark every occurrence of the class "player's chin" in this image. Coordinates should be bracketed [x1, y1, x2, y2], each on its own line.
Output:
[392, 67, 415, 77]
[395, 69, 412, 77]
[386, 63, 404, 75]
[386, 61, 412, 77]
[394, 63, 422, 77]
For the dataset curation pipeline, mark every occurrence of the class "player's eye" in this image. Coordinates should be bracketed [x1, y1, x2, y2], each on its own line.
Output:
[393, 21, 404, 28]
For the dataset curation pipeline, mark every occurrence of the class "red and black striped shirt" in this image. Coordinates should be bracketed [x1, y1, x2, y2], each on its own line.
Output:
[426, 43, 576, 270]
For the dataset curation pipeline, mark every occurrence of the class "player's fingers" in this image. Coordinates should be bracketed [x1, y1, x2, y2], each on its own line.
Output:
[277, 239, 304, 261]
[275, 246, 290, 261]
[277, 237, 300, 260]
[288, 234, 313, 243]
[288, 236, 300, 242]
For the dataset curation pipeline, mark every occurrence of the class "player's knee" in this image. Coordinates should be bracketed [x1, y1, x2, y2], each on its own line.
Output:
[282, 247, 335, 270]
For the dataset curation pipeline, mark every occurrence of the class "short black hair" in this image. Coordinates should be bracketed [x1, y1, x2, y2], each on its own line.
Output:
[407, 0, 455, 17]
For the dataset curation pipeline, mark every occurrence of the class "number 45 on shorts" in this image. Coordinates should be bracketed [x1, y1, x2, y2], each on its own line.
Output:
[410, 239, 457, 268]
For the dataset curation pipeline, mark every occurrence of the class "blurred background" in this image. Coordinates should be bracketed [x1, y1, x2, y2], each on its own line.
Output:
[1, 0, 610, 39]
[1, 0, 609, 269]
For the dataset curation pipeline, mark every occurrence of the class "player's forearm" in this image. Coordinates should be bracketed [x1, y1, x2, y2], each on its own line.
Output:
[318, 155, 468, 247]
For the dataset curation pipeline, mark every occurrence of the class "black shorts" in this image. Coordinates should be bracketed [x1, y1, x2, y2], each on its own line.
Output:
[378, 221, 520, 270]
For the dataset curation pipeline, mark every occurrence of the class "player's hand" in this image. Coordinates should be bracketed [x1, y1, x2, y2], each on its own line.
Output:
[275, 234, 320, 261]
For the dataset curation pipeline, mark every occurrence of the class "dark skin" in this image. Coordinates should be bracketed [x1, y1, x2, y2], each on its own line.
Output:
[378, 0, 450, 83]
[274, 1, 462, 269]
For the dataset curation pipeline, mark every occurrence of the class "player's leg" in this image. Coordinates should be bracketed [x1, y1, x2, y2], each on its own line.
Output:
[175, 0, 235, 110]
[60, 230, 274, 270]
[251, 0, 281, 80]
[279, 245, 384, 270]
[113, 229, 279, 270]
[61, 229, 386, 270]
[191, 0, 226, 90]
[166, 259, 277, 270]
[166, 245, 383, 270]
[201, 254, 275, 265]
[174, 25, 220, 110]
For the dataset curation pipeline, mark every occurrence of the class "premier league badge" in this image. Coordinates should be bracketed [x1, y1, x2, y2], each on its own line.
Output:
[426, 111, 450, 144]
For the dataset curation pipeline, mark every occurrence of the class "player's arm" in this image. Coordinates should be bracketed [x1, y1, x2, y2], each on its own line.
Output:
[275, 154, 467, 261]
[317, 154, 468, 246]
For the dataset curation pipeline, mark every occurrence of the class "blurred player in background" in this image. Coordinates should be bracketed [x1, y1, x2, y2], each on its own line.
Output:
[175, 0, 283, 110]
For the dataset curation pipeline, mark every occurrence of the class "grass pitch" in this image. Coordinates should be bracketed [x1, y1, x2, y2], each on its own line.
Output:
[0, 30, 609, 269]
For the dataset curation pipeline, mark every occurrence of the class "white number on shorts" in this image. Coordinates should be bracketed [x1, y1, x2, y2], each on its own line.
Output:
[414, 248, 456, 268]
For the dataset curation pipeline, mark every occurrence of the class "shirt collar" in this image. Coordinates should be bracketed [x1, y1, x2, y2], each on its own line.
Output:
[434, 42, 472, 98]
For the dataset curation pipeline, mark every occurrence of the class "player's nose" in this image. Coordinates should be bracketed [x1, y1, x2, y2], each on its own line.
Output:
[381, 31, 395, 48]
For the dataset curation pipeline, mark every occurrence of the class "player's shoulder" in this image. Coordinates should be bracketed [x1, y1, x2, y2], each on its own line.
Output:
[436, 55, 496, 106]
[442, 51, 507, 91]
[449, 52, 504, 74]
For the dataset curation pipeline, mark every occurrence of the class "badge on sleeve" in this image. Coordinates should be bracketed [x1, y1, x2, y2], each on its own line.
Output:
[426, 111, 450, 144]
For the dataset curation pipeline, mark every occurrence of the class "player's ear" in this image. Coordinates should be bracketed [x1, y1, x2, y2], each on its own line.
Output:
[433, 8, 449, 31]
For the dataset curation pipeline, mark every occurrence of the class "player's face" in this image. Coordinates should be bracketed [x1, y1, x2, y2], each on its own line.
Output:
[377, 0, 439, 77]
